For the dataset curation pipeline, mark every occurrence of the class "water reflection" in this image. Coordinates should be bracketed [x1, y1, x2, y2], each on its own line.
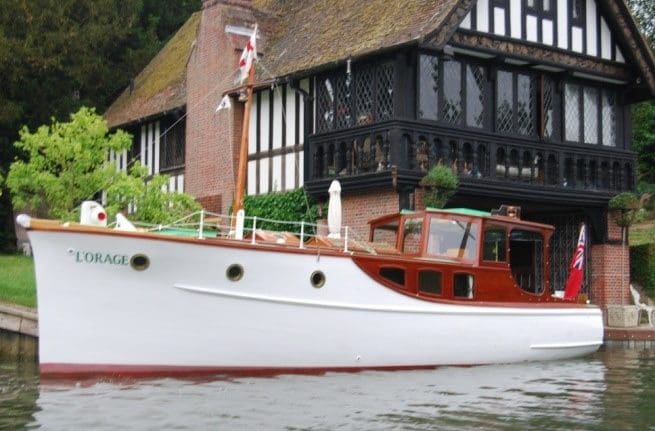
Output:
[3, 343, 655, 430]
[34, 359, 609, 430]
[0, 330, 39, 431]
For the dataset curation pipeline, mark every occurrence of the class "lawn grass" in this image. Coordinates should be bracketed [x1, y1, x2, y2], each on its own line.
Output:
[0, 254, 36, 308]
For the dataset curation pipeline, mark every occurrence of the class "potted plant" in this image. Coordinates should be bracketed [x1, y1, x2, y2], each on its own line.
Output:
[419, 163, 459, 209]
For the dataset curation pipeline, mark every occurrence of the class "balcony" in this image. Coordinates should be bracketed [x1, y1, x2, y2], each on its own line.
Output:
[304, 120, 635, 206]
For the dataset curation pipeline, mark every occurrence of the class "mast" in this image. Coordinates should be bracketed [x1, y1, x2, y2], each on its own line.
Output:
[232, 59, 255, 221]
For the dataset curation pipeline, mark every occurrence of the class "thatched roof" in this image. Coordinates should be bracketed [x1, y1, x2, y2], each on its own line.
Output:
[254, 0, 464, 77]
[104, 12, 201, 128]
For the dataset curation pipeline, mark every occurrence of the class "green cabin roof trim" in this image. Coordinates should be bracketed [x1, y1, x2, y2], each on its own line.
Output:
[104, 12, 201, 128]
[428, 208, 492, 216]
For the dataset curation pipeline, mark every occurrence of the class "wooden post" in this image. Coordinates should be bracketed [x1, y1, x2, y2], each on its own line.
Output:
[232, 65, 255, 225]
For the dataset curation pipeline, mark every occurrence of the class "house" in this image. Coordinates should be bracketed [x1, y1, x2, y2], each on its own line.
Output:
[104, 0, 655, 308]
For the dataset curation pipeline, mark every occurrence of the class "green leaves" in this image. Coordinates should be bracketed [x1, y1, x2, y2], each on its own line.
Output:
[243, 189, 320, 233]
[419, 164, 459, 209]
[6, 107, 200, 224]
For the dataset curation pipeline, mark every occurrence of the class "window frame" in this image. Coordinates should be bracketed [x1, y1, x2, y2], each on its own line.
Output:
[418, 52, 490, 131]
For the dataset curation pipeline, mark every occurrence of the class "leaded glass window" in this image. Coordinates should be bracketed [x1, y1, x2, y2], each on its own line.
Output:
[542, 78, 555, 140]
[355, 66, 374, 125]
[517, 74, 536, 136]
[419, 55, 439, 120]
[316, 77, 335, 133]
[466, 65, 485, 128]
[442, 60, 462, 124]
[315, 62, 395, 133]
[583, 87, 599, 144]
[497, 71, 513, 133]
[602, 90, 617, 147]
[377, 63, 394, 122]
[565, 84, 580, 142]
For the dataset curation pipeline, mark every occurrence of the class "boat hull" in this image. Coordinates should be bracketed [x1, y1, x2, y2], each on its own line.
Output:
[28, 229, 604, 377]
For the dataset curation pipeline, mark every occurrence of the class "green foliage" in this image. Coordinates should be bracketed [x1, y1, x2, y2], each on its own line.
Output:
[632, 102, 655, 185]
[0, 254, 36, 308]
[242, 189, 320, 233]
[609, 192, 653, 227]
[6, 108, 200, 224]
[105, 163, 201, 224]
[627, 0, 655, 47]
[631, 243, 655, 297]
[419, 164, 459, 209]
[0, 0, 200, 250]
[7, 108, 130, 219]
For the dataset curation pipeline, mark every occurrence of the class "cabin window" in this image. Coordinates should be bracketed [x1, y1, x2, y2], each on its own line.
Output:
[454, 273, 474, 299]
[372, 220, 399, 248]
[402, 217, 423, 254]
[380, 267, 405, 286]
[483, 225, 507, 262]
[426, 218, 479, 260]
[419, 270, 443, 295]
[509, 230, 544, 294]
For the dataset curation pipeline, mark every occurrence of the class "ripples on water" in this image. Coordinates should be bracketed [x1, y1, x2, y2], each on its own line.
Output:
[2, 332, 655, 430]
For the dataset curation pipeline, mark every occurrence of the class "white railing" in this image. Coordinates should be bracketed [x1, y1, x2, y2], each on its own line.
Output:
[116, 210, 375, 254]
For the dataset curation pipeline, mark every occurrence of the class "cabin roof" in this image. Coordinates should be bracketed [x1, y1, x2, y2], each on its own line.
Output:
[103, 12, 201, 128]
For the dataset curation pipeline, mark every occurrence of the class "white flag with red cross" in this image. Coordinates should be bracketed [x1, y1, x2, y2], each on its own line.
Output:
[239, 25, 257, 83]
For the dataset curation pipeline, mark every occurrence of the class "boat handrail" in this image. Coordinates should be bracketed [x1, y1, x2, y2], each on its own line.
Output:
[116, 210, 369, 254]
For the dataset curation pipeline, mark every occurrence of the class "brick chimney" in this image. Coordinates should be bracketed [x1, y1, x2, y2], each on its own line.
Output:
[186, 0, 256, 213]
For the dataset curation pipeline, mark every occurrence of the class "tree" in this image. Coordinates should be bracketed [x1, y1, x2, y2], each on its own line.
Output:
[0, 0, 200, 249]
[6, 107, 200, 223]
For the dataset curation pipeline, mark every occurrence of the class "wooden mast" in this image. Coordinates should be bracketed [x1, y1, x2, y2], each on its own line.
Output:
[232, 64, 255, 221]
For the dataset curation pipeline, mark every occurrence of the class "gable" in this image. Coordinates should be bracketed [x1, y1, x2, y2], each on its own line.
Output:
[459, 0, 626, 63]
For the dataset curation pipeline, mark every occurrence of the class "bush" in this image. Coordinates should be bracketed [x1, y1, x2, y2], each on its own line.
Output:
[631, 243, 655, 297]
[242, 189, 320, 233]
[419, 164, 459, 209]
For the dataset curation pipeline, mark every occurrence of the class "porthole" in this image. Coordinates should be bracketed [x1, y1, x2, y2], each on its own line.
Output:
[130, 254, 150, 271]
[310, 270, 326, 288]
[226, 264, 244, 281]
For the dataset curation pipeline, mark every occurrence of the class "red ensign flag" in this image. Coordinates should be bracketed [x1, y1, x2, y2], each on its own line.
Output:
[564, 223, 586, 300]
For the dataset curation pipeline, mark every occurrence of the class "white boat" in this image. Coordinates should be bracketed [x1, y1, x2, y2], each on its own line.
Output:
[17, 204, 603, 377]
[18, 32, 602, 377]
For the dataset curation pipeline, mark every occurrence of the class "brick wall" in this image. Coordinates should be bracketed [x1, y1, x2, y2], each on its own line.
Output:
[590, 211, 630, 308]
[186, 1, 255, 213]
[340, 189, 399, 240]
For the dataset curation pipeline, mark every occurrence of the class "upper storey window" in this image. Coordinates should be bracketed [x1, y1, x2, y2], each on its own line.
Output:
[418, 54, 487, 129]
[315, 62, 394, 134]
[495, 70, 557, 140]
[564, 83, 618, 146]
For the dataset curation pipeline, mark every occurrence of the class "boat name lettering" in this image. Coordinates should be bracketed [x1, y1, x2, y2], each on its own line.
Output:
[70, 249, 129, 266]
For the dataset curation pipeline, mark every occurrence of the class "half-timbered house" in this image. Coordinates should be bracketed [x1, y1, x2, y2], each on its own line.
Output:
[104, 0, 655, 307]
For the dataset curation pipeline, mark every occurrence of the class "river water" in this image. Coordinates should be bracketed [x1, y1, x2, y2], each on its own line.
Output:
[1, 331, 655, 430]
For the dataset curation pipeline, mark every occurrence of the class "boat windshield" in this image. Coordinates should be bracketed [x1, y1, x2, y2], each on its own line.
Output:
[426, 217, 479, 260]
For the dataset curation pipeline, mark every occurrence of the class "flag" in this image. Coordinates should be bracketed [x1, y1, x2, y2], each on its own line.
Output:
[239, 25, 257, 83]
[216, 95, 231, 111]
[564, 223, 586, 300]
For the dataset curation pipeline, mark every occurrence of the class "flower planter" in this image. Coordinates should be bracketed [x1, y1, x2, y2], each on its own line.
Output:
[606, 305, 639, 328]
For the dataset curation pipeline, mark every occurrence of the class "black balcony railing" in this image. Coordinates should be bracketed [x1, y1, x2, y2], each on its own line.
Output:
[305, 121, 635, 200]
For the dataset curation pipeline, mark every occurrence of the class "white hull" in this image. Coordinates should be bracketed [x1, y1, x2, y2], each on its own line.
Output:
[28, 229, 603, 375]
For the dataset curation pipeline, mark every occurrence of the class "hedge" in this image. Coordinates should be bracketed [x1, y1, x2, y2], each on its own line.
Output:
[631, 243, 655, 296]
